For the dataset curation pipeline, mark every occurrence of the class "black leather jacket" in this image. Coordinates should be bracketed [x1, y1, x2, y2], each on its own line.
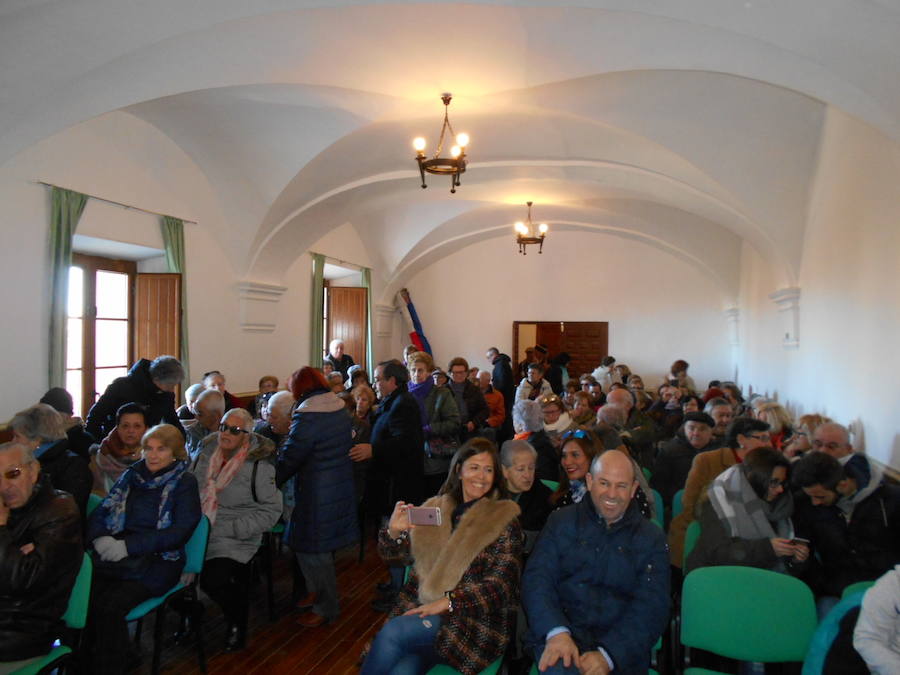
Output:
[0, 476, 83, 661]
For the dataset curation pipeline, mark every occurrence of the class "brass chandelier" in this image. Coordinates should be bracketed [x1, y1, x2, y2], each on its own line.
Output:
[514, 201, 549, 254]
[412, 93, 469, 193]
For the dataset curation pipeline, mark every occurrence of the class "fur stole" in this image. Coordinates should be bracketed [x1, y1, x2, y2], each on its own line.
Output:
[411, 494, 520, 604]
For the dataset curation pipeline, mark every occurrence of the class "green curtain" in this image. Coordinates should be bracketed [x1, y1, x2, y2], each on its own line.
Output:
[160, 216, 190, 378]
[48, 187, 88, 387]
[310, 253, 326, 367]
[360, 267, 375, 378]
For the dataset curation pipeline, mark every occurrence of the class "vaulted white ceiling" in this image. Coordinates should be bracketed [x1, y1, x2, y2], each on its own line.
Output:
[4, 0, 900, 305]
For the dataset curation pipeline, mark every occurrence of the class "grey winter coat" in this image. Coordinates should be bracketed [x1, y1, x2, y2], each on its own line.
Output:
[191, 432, 282, 564]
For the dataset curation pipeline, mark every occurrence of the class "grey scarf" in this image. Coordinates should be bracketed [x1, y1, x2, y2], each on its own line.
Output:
[709, 464, 794, 542]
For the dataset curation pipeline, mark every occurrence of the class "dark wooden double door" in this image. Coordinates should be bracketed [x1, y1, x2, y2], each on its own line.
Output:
[513, 321, 609, 379]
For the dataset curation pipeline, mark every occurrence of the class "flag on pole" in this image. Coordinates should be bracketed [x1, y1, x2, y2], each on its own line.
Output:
[398, 288, 432, 355]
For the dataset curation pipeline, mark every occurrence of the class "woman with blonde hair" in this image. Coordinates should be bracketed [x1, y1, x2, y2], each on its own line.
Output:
[85, 424, 201, 674]
[755, 401, 794, 452]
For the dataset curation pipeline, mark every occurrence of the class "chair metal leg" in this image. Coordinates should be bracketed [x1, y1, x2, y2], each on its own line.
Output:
[134, 617, 143, 644]
[151, 604, 165, 675]
[265, 533, 276, 621]
[190, 593, 207, 673]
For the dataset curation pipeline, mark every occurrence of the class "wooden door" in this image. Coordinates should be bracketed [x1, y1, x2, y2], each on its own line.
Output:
[327, 287, 368, 370]
[514, 321, 608, 378]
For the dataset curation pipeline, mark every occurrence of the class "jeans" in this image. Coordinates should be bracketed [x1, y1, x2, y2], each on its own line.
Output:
[361, 613, 442, 675]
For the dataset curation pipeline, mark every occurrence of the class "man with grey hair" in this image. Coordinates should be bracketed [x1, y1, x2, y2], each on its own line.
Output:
[811, 422, 854, 460]
[703, 397, 733, 440]
[254, 390, 296, 448]
[184, 389, 226, 460]
[324, 338, 355, 382]
[86, 355, 186, 440]
[523, 450, 669, 675]
[605, 388, 657, 469]
[0, 441, 82, 664]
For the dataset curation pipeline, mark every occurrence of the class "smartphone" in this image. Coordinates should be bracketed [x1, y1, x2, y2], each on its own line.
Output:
[791, 537, 810, 545]
[407, 506, 442, 527]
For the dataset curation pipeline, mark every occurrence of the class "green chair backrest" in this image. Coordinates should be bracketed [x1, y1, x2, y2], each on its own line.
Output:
[540, 479, 559, 492]
[183, 516, 210, 575]
[63, 553, 93, 630]
[642, 467, 652, 482]
[672, 488, 685, 520]
[650, 489, 664, 528]
[802, 592, 866, 675]
[427, 656, 502, 675]
[681, 566, 817, 663]
[840, 580, 875, 599]
[682, 520, 701, 567]
[86, 493, 103, 518]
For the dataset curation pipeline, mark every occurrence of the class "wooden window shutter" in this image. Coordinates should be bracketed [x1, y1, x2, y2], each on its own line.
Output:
[134, 273, 182, 361]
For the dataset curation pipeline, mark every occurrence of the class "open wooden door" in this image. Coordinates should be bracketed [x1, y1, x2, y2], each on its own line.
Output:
[134, 273, 182, 396]
[326, 286, 368, 371]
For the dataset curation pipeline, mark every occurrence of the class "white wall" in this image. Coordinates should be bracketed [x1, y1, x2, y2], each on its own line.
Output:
[737, 108, 900, 468]
[400, 230, 733, 389]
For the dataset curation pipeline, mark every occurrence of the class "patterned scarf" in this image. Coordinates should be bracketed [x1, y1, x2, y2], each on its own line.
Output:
[200, 442, 249, 525]
[408, 377, 434, 425]
[569, 479, 587, 504]
[95, 428, 141, 492]
[708, 464, 794, 563]
[104, 459, 190, 561]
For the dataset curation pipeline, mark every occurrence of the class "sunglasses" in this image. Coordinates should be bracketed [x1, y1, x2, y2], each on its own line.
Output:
[562, 429, 589, 441]
[219, 423, 249, 436]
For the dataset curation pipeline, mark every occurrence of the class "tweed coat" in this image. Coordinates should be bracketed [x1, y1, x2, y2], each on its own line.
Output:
[378, 494, 522, 675]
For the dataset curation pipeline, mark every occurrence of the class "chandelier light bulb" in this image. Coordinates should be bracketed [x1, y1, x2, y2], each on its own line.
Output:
[538, 223, 549, 234]
[413, 137, 426, 152]
[455, 132, 469, 148]
[450, 145, 461, 158]
[515, 221, 527, 234]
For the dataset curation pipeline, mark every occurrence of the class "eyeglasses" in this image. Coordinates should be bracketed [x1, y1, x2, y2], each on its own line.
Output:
[745, 433, 771, 442]
[219, 423, 249, 436]
[767, 478, 788, 489]
[562, 429, 589, 441]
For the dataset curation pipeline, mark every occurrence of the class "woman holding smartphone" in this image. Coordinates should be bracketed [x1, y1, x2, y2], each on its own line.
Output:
[361, 438, 522, 675]
[685, 446, 810, 575]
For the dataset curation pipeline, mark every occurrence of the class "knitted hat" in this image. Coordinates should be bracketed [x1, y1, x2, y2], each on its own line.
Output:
[39, 387, 74, 415]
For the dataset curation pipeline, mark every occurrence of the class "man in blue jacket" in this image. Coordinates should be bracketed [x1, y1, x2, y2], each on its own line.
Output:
[523, 449, 670, 674]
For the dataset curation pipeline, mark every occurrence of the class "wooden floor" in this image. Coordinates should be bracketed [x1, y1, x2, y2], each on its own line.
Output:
[133, 537, 387, 675]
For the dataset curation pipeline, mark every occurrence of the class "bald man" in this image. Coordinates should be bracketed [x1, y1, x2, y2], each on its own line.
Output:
[523, 450, 669, 675]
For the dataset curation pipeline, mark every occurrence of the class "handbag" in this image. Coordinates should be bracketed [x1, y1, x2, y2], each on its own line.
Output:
[425, 436, 459, 459]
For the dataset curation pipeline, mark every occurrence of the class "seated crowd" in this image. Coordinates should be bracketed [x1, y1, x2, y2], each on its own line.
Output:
[1, 346, 898, 675]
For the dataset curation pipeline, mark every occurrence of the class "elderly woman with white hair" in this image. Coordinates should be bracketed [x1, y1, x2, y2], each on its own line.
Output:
[190, 407, 282, 651]
[500, 439, 554, 554]
[10, 403, 93, 517]
[512, 399, 559, 482]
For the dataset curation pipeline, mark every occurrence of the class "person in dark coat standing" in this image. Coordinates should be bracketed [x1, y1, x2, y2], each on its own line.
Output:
[85, 356, 185, 440]
[277, 367, 358, 628]
[10, 403, 93, 519]
[0, 441, 82, 665]
[351, 360, 424, 602]
[487, 347, 515, 442]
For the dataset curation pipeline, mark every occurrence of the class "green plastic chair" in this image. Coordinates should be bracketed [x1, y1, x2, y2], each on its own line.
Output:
[8, 552, 92, 675]
[126, 515, 209, 675]
[801, 591, 866, 675]
[642, 467, 652, 482]
[672, 488, 685, 521]
[681, 566, 817, 671]
[682, 520, 701, 568]
[429, 656, 502, 675]
[540, 479, 559, 491]
[86, 493, 103, 517]
[840, 580, 875, 599]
